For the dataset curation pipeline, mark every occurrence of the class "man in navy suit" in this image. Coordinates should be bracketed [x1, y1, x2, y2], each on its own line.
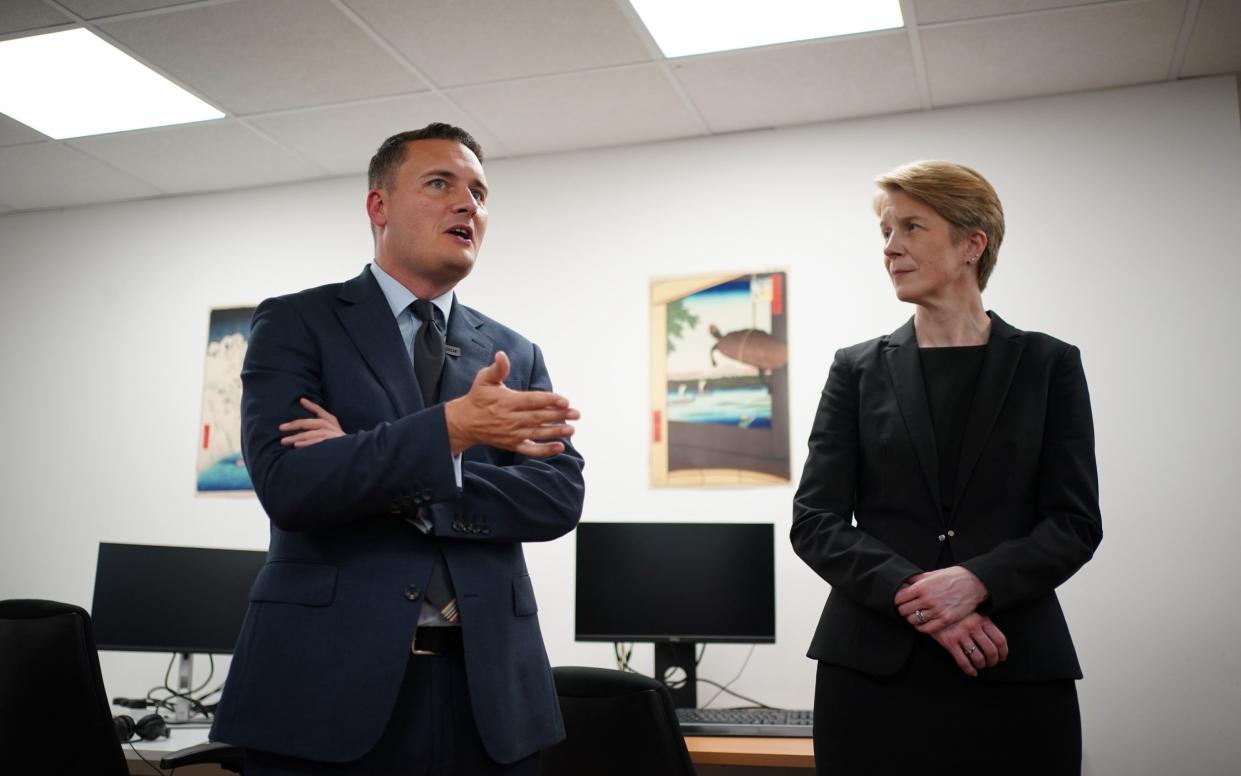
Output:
[210, 123, 585, 774]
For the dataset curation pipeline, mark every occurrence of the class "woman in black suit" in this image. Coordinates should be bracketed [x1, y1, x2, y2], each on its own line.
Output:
[791, 161, 1102, 775]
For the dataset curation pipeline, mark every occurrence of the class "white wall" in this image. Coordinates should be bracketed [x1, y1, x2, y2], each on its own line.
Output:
[2, 75, 1238, 775]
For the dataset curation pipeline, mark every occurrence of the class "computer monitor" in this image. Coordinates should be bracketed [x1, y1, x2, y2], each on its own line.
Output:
[574, 522, 775, 707]
[91, 542, 266, 720]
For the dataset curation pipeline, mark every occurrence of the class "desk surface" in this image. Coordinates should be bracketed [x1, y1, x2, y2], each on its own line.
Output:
[126, 727, 815, 770]
[685, 735, 814, 768]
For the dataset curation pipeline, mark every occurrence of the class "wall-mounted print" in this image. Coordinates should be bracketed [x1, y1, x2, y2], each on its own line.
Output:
[650, 271, 790, 487]
[197, 306, 255, 494]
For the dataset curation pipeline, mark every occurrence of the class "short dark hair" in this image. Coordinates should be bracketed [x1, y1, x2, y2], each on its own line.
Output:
[367, 123, 484, 190]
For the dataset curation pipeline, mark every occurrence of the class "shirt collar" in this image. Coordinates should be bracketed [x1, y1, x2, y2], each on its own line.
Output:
[369, 262, 454, 325]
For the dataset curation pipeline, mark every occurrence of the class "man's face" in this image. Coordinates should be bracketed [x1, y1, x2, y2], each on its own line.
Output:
[369, 138, 489, 293]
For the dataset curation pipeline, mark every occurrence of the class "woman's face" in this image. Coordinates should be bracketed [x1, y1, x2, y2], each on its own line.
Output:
[877, 190, 983, 308]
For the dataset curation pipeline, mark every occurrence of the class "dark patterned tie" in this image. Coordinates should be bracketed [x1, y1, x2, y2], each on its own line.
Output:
[410, 299, 444, 406]
[409, 299, 458, 625]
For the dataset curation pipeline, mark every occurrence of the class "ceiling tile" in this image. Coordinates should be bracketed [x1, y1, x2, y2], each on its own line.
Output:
[922, 0, 1185, 106]
[0, 0, 74, 35]
[248, 94, 506, 176]
[98, 0, 427, 114]
[58, 0, 209, 19]
[448, 65, 704, 156]
[341, 0, 653, 87]
[0, 114, 48, 147]
[672, 33, 922, 134]
[67, 120, 323, 193]
[0, 142, 159, 210]
[1180, 0, 1241, 77]
[0, 0, 73, 34]
[913, 0, 1098, 25]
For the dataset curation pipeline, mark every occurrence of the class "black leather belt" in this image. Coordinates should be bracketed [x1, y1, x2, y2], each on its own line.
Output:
[412, 627, 463, 656]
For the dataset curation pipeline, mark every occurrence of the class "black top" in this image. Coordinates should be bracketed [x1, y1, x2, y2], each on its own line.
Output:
[919, 345, 988, 519]
[792, 313, 1102, 680]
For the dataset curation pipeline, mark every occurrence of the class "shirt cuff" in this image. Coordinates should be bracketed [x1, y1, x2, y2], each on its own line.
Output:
[452, 453, 463, 488]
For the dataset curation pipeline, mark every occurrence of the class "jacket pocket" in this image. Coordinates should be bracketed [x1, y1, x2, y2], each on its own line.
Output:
[249, 561, 337, 606]
[512, 573, 538, 616]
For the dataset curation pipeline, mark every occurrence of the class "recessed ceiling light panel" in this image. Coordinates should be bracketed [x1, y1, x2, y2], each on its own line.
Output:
[629, 0, 904, 58]
[0, 28, 224, 139]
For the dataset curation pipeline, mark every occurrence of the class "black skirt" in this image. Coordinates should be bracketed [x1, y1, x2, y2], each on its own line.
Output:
[813, 639, 1081, 776]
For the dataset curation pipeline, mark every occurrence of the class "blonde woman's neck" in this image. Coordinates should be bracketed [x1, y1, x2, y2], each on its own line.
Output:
[913, 299, 990, 347]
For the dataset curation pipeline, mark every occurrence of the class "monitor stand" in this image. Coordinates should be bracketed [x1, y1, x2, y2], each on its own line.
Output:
[654, 642, 697, 708]
[174, 651, 193, 723]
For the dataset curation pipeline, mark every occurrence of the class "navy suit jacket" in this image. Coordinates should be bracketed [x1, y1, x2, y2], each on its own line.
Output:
[210, 266, 585, 764]
[791, 312, 1101, 681]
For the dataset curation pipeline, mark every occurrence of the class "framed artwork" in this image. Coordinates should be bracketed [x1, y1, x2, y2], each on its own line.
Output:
[650, 270, 790, 487]
[196, 306, 255, 493]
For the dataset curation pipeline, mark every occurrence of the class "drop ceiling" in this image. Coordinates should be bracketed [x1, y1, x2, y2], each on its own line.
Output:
[0, 0, 1237, 213]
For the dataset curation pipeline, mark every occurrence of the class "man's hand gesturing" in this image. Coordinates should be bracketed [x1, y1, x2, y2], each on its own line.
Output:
[443, 351, 579, 457]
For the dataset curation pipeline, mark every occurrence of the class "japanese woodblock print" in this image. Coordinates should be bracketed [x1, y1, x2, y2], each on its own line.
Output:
[651, 271, 790, 486]
[196, 306, 254, 493]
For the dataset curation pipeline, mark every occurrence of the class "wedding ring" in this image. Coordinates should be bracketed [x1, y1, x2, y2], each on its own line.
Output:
[914, 609, 926, 625]
[964, 644, 978, 656]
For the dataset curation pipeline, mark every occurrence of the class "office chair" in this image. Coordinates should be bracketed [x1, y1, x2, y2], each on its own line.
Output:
[539, 666, 697, 776]
[0, 599, 243, 774]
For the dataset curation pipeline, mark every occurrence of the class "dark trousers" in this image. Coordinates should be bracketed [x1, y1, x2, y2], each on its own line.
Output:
[813, 641, 1081, 776]
[243, 651, 541, 776]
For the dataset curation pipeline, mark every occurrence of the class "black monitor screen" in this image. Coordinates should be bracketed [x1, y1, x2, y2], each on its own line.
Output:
[91, 543, 266, 654]
[575, 522, 775, 643]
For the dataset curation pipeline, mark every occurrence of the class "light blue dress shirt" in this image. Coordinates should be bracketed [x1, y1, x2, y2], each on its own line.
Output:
[369, 261, 463, 487]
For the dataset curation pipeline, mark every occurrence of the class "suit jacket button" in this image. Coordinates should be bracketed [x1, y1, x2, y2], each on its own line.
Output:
[947, 530, 956, 537]
[937, 534, 947, 542]
[404, 585, 421, 601]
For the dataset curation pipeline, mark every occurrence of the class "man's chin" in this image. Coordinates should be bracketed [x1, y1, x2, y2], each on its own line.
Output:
[434, 256, 476, 286]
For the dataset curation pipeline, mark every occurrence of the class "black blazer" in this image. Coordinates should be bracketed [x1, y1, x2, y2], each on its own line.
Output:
[791, 312, 1101, 681]
[210, 267, 585, 763]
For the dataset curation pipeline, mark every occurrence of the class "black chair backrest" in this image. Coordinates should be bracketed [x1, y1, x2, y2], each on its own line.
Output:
[540, 666, 696, 776]
[0, 599, 128, 775]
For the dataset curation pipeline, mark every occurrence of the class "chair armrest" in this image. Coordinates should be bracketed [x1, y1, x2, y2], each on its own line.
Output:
[160, 741, 243, 773]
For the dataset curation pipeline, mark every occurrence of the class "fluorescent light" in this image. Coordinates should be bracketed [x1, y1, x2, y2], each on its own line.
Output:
[0, 28, 223, 139]
[629, 0, 904, 58]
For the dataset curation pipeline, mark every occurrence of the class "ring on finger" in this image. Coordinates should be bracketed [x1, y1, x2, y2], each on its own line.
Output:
[964, 644, 978, 657]
[914, 609, 927, 625]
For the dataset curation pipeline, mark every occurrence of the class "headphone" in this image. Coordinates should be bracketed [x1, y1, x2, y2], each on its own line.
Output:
[114, 712, 168, 742]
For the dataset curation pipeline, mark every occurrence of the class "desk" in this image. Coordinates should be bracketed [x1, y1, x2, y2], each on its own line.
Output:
[687, 736, 814, 770]
[126, 729, 815, 774]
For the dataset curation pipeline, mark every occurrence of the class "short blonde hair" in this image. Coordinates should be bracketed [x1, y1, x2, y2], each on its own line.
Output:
[874, 160, 1005, 291]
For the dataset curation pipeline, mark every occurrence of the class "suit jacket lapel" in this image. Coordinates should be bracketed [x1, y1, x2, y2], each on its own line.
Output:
[884, 317, 943, 514]
[336, 267, 421, 417]
[952, 312, 1024, 512]
[439, 298, 494, 403]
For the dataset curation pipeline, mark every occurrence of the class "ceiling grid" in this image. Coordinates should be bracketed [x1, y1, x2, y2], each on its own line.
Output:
[0, 0, 1233, 212]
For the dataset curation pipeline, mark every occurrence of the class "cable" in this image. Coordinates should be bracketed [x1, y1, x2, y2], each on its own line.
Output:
[143, 653, 219, 719]
[613, 642, 635, 673]
[606, 642, 775, 709]
[127, 740, 166, 775]
[698, 644, 768, 709]
[696, 676, 773, 709]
